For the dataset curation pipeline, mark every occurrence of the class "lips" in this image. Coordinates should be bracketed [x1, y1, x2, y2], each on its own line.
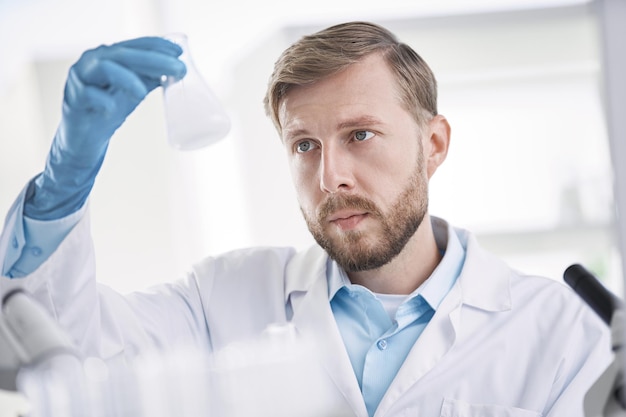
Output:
[328, 209, 366, 222]
[328, 210, 368, 230]
[318, 194, 378, 231]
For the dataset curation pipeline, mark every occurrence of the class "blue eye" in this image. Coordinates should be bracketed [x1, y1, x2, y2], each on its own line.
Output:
[354, 131, 374, 141]
[296, 140, 315, 153]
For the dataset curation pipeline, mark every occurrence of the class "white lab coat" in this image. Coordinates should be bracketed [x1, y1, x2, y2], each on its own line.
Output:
[0, 204, 612, 417]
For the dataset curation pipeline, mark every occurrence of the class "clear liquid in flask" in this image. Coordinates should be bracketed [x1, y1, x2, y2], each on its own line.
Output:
[162, 33, 231, 151]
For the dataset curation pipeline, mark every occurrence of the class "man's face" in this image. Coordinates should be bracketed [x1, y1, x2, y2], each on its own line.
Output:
[278, 53, 430, 272]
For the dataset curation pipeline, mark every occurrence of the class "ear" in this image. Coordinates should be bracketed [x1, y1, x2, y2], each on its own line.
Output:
[424, 114, 451, 179]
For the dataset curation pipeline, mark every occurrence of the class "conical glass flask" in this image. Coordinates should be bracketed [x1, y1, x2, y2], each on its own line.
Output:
[162, 33, 231, 151]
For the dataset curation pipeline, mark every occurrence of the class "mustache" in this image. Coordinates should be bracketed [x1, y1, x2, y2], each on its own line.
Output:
[317, 194, 381, 222]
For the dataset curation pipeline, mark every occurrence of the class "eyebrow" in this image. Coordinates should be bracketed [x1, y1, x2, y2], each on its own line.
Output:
[283, 115, 385, 142]
[336, 115, 385, 130]
[282, 128, 309, 143]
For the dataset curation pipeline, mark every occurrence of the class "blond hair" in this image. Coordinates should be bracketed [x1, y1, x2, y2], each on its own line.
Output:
[263, 21, 438, 134]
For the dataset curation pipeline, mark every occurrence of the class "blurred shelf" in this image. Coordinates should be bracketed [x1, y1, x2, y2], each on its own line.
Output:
[476, 222, 616, 255]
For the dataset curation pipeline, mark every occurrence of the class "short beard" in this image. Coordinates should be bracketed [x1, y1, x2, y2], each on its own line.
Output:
[303, 166, 428, 272]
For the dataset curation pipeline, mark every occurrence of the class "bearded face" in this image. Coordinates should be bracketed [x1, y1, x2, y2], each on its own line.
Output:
[279, 54, 436, 273]
[302, 159, 428, 272]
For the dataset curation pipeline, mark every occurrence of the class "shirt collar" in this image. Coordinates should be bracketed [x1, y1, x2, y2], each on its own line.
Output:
[327, 217, 466, 312]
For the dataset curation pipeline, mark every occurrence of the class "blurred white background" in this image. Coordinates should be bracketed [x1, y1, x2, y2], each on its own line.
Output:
[0, 0, 620, 295]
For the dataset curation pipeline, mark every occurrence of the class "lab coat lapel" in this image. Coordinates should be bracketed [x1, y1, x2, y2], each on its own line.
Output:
[285, 245, 368, 417]
[375, 229, 513, 416]
[375, 283, 462, 416]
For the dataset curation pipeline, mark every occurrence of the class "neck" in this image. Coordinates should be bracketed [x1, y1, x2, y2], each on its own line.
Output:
[347, 214, 442, 295]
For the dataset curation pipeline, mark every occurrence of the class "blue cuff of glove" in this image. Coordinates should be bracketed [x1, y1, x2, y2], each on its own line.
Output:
[24, 161, 96, 221]
[3, 204, 85, 278]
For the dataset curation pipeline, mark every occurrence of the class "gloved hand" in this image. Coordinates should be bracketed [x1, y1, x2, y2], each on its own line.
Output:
[24, 37, 187, 220]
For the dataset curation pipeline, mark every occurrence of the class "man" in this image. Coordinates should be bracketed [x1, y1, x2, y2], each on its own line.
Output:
[0, 21, 612, 416]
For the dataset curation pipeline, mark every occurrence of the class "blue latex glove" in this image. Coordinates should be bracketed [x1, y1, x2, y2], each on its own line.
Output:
[24, 37, 187, 220]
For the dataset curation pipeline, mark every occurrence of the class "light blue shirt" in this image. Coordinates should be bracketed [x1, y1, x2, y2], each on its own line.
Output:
[2, 203, 84, 277]
[327, 225, 466, 417]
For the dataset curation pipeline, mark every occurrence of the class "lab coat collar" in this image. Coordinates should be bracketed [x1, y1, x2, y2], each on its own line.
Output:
[284, 244, 327, 302]
[452, 224, 513, 313]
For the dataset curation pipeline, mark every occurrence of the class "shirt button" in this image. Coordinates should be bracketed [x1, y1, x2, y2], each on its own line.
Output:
[12, 237, 18, 248]
[377, 339, 388, 351]
[30, 247, 42, 256]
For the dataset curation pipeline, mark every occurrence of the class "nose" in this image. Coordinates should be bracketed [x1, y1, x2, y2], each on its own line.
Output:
[319, 144, 355, 193]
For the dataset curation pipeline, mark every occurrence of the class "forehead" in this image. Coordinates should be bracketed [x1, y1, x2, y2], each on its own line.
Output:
[278, 54, 404, 134]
